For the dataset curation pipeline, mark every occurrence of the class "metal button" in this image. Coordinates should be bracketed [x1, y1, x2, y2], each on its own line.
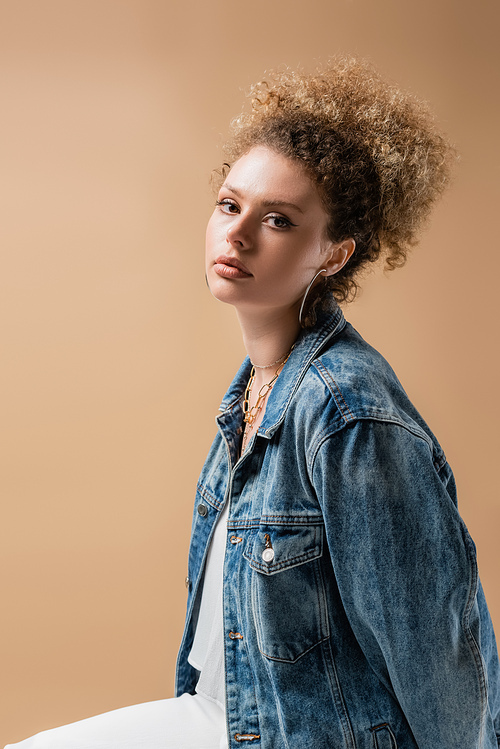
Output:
[197, 504, 208, 517]
[262, 548, 275, 563]
[184, 576, 191, 589]
[262, 533, 274, 563]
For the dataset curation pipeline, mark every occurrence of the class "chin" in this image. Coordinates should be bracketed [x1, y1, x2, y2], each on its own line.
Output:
[207, 273, 238, 306]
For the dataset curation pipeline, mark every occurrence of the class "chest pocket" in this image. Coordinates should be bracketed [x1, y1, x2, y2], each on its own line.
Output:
[243, 522, 330, 663]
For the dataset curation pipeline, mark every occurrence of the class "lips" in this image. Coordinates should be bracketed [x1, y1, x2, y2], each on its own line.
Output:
[214, 255, 253, 277]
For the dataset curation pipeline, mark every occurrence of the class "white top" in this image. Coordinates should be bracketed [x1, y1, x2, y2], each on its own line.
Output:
[188, 501, 229, 709]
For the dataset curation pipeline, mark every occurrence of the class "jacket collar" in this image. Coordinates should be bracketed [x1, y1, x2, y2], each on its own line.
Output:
[218, 304, 346, 438]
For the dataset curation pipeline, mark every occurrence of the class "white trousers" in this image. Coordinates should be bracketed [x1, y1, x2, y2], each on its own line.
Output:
[4, 693, 228, 749]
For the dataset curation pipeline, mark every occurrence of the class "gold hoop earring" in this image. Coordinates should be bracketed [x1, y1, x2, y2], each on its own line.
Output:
[298, 269, 327, 327]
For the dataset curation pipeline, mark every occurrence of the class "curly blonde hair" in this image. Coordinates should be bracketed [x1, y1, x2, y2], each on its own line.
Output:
[220, 58, 456, 317]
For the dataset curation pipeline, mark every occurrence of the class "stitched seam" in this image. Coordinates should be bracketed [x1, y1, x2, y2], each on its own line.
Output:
[260, 653, 291, 749]
[258, 514, 323, 525]
[313, 360, 355, 422]
[313, 550, 329, 640]
[227, 515, 324, 529]
[196, 481, 222, 509]
[321, 638, 357, 749]
[309, 417, 435, 476]
[233, 558, 260, 743]
[249, 563, 288, 747]
[259, 634, 330, 663]
[461, 528, 488, 743]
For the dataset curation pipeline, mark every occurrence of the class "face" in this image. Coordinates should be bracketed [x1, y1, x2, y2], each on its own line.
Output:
[205, 146, 336, 319]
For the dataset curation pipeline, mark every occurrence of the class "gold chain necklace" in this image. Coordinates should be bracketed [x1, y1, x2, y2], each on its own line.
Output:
[241, 345, 294, 453]
[250, 350, 290, 369]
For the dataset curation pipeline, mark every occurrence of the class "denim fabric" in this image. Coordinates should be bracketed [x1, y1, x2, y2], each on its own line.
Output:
[175, 306, 500, 749]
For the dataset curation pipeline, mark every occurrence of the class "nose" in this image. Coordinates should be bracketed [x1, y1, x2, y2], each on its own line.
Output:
[226, 214, 252, 250]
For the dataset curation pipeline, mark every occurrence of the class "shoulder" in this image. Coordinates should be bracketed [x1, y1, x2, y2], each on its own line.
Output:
[311, 322, 409, 421]
[295, 322, 443, 457]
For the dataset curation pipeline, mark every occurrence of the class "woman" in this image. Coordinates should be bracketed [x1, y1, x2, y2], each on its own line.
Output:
[7, 59, 500, 749]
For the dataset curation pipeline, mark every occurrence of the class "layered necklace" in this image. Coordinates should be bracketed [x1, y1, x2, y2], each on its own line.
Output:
[240, 345, 295, 455]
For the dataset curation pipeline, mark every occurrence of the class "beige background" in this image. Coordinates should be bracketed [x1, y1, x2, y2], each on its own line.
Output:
[1, 0, 499, 743]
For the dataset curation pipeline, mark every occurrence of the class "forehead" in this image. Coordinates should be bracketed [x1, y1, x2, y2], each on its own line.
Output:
[224, 146, 322, 209]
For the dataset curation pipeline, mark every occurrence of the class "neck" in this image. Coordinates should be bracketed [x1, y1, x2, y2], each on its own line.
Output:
[236, 306, 301, 379]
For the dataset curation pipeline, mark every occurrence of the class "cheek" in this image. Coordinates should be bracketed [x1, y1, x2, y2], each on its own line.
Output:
[205, 214, 225, 256]
[285, 239, 323, 279]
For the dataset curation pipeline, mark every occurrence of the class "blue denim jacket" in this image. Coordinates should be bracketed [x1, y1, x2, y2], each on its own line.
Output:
[175, 305, 500, 748]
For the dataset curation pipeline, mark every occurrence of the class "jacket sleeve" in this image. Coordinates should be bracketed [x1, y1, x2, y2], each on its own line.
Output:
[312, 418, 500, 748]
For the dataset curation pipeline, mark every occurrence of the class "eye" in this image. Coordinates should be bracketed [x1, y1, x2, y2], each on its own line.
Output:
[265, 214, 296, 229]
[216, 199, 239, 214]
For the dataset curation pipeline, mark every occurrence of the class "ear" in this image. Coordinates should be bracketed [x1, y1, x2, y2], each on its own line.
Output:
[323, 238, 355, 276]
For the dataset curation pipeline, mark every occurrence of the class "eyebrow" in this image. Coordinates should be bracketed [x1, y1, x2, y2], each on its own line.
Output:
[223, 184, 304, 214]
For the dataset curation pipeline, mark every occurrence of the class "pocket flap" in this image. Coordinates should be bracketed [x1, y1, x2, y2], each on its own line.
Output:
[243, 523, 323, 575]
